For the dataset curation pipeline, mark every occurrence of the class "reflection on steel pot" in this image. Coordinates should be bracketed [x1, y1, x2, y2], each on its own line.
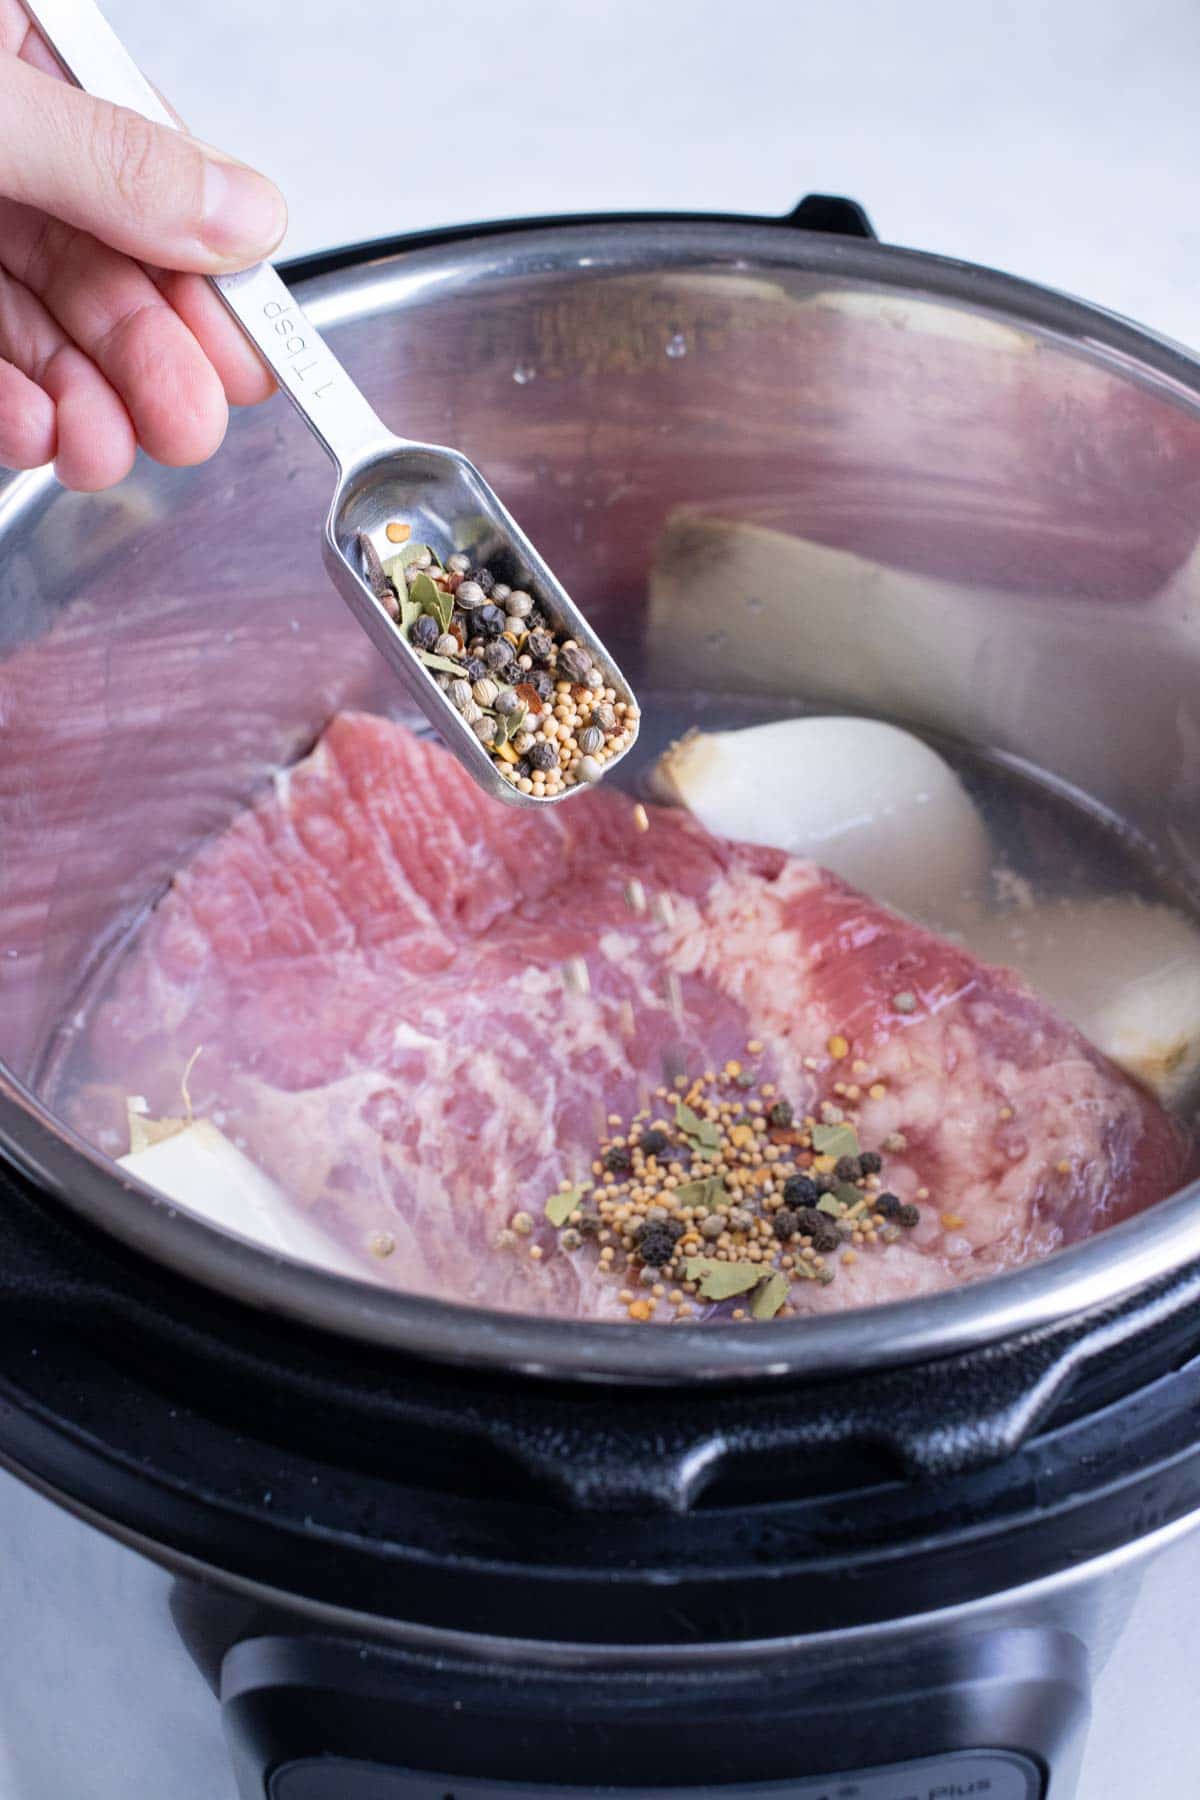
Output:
[2, 207, 1200, 1800]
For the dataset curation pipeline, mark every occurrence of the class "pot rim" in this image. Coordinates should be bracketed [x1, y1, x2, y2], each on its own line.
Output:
[3, 213, 1200, 1386]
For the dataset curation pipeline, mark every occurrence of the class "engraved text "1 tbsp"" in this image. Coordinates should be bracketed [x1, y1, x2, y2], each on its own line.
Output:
[262, 300, 335, 401]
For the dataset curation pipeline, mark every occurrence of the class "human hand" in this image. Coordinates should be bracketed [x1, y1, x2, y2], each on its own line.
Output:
[0, 1, 286, 490]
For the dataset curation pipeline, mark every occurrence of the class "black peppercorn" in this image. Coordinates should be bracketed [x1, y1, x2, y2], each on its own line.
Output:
[463, 657, 488, 682]
[525, 607, 547, 632]
[638, 1127, 669, 1157]
[897, 1203, 921, 1228]
[859, 1150, 883, 1175]
[814, 1171, 839, 1196]
[603, 1145, 633, 1175]
[558, 644, 594, 683]
[767, 1099, 794, 1128]
[512, 759, 531, 780]
[410, 614, 440, 651]
[576, 1211, 601, 1238]
[773, 1209, 800, 1241]
[528, 741, 557, 772]
[796, 1207, 842, 1253]
[834, 1154, 863, 1183]
[527, 629, 555, 663]
[467, 566, 495, 595]
[875, 1192, 902, 1219]
[636, 1223, 677, 1268]
[782, 1174, 818, 1208]
[477, 604, 506, 638]
[485, 639, 515, 671]
[525, 668, 554, 701]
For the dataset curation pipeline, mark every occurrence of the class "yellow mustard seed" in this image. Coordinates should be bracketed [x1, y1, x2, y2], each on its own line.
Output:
[827, 1034, 850, 1060]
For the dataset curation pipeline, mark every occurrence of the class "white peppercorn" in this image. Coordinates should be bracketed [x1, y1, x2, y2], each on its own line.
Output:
[456, 580, 486, 609]
[494, 687, 521, 715]
[491, 582, 512, 604]
[435, 632, 459, 657]
[472, 678, 499, 707]
[472, 715, 497, 744]
[578, 725, 604, 755]
[577, 754, 603, 783]
[505, 590, 533, 619]
[449, 679, 473, 711]
[446, 552, 471, 573]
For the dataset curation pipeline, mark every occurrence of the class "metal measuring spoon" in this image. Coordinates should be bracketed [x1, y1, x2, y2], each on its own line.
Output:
[21, 0, 639, 807]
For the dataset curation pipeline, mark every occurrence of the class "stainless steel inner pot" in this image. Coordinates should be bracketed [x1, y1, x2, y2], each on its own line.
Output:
[3, 218, 1200, 1382]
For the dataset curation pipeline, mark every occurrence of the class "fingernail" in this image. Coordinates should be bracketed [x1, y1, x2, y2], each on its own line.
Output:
[201, 160, 287, 261]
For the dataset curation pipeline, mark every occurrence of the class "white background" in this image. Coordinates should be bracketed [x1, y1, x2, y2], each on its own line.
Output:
[106, 0, 1200, 349]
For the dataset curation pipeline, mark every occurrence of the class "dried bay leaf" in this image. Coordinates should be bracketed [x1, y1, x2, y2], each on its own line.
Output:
[811, 1122, 860, 1159]
[750, 1271, 790, 1319]
[545, 1184, 586, 1227]
[683, 1257, 760, 1301]
[675, 1101, 721, 1153]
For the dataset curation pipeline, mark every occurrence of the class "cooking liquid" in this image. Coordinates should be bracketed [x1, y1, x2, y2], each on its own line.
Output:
[41, 691, 1200, 1303]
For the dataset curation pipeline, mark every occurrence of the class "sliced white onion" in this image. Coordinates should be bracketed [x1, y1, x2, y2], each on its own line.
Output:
[119, 1118, 366, 1278]
[967, 898, 1200, 1111]
[651, 715, 991, 929]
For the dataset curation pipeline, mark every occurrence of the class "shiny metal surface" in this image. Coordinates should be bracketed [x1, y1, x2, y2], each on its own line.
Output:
[21, 0, 636, 808]
[3, 219, 1200, 1380]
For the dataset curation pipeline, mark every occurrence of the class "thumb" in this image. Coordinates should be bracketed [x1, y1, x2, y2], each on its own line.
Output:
[0, 54, 287, 272]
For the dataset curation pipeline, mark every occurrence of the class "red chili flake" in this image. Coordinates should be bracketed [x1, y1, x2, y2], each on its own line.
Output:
[515, 682, 544, 710]
[448, 620, 466, 649]
[769, 1129, 808, 1148]
[445, 570, 463, 593]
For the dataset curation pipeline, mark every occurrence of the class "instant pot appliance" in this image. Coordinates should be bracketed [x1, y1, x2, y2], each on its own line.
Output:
[3, 196, 1200, 1800]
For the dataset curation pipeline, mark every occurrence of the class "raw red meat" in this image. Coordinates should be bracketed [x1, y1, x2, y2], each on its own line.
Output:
[66, 711, 1192, 1321]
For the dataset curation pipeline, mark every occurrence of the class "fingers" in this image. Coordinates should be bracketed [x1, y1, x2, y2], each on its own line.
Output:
[155, 271, 275, 408]
[0, 356, 54, 471]
[0, 53, 286, 274]
[1, 200, 229, 466]
[0, 264, 137, 489]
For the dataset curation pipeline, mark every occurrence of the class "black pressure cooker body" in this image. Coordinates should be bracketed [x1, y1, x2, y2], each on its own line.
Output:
[4, 198, 1200, 1800]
